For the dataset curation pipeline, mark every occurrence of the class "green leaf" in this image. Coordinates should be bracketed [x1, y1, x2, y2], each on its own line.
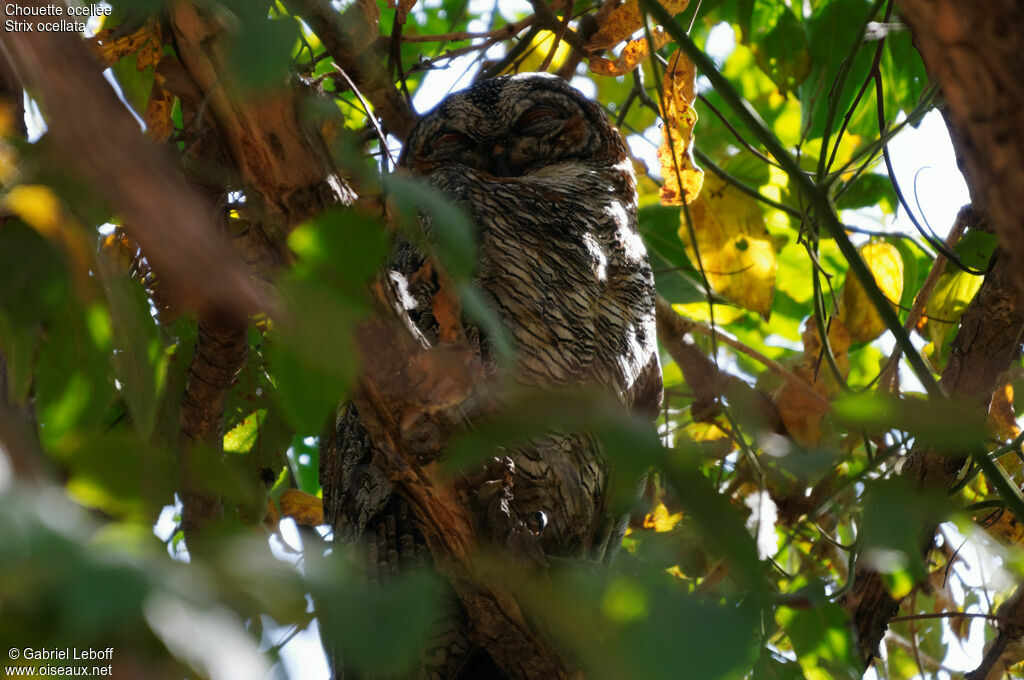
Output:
[860, 477, 949, 581]
[383, 174, 477, 281]
[835, 173, 896, 213]
[35, 307, 116, 452]
[661, 451, 766, 590]
[443, 387, 663, 510]
[777, 603, 862, 680]
[754, 652, 808, 680]
[799, 0, 876, 140]
[222, 1, 299, 90]
[268, 279, 363, 435]
[639, 204, 705, 304]
[879, 28, 929, 119]
[539, 568, 760, 680]
[271, 209, 389, 434]
[314, 565, 442, 678]
[0, 221, 69, 325]
[288, 434, 320, 495]
[110, 50, 154, 117]
[952, 229, 997, 271]
[832, 392, 987, 450]
[752, 7, 811, 95]
[101, 269, 164, 437]
[59, 430, 174, 519]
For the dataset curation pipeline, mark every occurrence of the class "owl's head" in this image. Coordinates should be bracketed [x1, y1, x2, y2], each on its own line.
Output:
[401, 73, 629, 177]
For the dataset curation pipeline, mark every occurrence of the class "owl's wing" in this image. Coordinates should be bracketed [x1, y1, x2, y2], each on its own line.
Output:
[631, 351, 664, 419]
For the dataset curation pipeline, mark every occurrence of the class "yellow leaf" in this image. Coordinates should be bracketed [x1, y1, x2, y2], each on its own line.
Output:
[919, 268, 982, 363]
[989, 382, 1021, 442]
[588, 27, 670, 76]
[658, 49, 703, 206]
[681, 173, 777, 318]
[279, 489, 324, 527]
[5, 184, 94, 297]
[642, 502, 683, 532]
[586, 0, 690, 51]
[508, 30, 572, 74]
[91, 21, 161, 69]
[5, 184, 63, 237]
[838, 242, 904, 343]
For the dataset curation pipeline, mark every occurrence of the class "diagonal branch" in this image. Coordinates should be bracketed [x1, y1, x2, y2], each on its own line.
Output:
[0, 9, 264, 322]
[284, 0, 418, 140]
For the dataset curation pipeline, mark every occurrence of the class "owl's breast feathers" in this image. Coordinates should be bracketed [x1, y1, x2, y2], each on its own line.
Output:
[400, 160, 662, 415]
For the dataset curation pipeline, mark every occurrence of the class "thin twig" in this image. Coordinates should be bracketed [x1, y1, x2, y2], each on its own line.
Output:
[877, 206, 971, 391]
[334, 65, 396, 167]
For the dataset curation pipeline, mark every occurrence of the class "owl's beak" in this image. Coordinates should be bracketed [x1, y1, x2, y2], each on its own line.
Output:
[491, 143, 516, 177]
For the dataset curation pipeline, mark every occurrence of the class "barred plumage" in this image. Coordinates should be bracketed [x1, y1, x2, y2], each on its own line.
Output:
[321, 72, 662, 679]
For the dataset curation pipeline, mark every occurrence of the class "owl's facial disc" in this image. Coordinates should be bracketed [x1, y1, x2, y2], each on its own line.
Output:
[402, 73, 617, 177]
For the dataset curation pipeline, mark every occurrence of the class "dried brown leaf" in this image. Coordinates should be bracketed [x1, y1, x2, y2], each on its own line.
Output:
[771, 318, 850, 446]
[585, 0, 689, 51]
[91, 21, 161, 69]
[588, 27, 670, 76]
[144, 76, 175, 143]
[658, 49, 703, 206]
[279, 489, 324, 527]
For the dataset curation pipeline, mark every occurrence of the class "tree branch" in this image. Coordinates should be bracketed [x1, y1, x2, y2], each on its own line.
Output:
[0, 8, 264, 322]
[966, 583, 1024, 680]
[169, 2, 355, 235]
[284, 0, 418, 140]
[349, 309, 579, 679]
[655, 295, 784, 430]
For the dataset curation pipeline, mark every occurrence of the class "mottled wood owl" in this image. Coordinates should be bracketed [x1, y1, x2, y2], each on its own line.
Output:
[321, 72, 662, 679]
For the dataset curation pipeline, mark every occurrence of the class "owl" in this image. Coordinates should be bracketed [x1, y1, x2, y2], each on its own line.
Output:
[321, 73, 662, 679]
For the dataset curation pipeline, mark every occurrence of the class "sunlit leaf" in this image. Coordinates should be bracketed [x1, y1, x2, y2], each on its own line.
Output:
[270, 209, 388, 434]
[799, 0, 876, 139]
[512, 30, 572, 74]
[586, 0, 690, 51]
[839, 241, 903, 342]
[278, 488, 324, 527]
[777, 603, 862, 680]
[919, 269, 982, 369]
[589, 28, 670, 76]
[658, 49, 704, 206]
[835, 173, 896, 214]
[681, 173, 778, 318]
[224, 410, 265, 454]
[751, 6, 811, 95]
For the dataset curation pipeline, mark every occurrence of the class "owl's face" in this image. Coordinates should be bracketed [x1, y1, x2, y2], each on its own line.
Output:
[401, 73, 629, 177]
